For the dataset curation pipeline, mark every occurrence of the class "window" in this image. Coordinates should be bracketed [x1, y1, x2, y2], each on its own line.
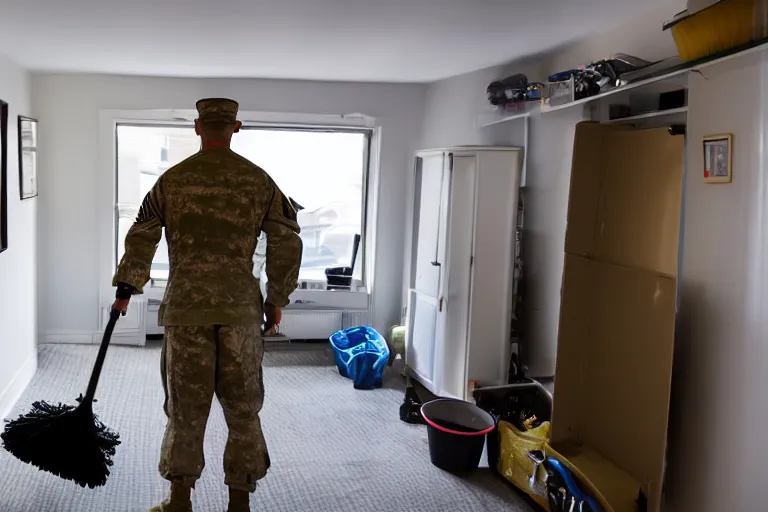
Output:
[115, 123, 370, 284]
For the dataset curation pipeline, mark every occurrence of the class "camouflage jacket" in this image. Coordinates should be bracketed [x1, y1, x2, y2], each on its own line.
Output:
[113, 147, 303, 326]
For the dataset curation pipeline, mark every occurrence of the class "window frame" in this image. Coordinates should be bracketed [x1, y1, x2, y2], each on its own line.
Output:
[111, 116, 375, 299]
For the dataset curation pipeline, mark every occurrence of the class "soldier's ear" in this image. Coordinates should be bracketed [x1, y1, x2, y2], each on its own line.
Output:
[194, 120, 201, 136]
[233, 121, 242, 134]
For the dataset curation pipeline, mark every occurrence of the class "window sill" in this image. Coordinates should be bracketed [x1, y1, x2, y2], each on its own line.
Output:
[288, 288, 369, 310]
[145, 281, 369, 311]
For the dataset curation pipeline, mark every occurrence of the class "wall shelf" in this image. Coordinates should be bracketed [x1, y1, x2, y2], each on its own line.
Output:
[476, 101, 540, 128]
[541, 37, 768, 114]
[602, 106, 688, 124]
[478, 111, 532, 128]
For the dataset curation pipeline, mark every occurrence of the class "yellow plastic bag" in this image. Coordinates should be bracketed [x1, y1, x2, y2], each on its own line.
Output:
[497, 420, 551, 508]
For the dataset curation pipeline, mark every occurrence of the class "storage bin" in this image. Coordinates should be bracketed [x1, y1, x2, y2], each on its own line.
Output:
[474, 382, 610, 512]
[329, 326, 390, 389]
[544, 77, 575, 107]
[473, 380, 552, 470]
[664, 0, 762, 62]
[325, 273, 352, 290]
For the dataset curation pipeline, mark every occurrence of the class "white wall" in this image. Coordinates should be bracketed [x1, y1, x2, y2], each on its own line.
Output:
[32, 74, 426, 339]
[419, 2, 684, 377]
[0, 53, 37, 419]
[664, 51, 768, 512]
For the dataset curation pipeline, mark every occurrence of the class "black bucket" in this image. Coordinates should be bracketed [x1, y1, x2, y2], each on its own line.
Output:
[420, 398, 496, 473]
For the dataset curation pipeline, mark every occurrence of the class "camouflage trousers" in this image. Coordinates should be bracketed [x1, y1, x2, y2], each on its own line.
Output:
[159, 324, 269, 492]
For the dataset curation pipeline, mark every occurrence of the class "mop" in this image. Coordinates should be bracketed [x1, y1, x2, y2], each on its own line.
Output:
[1, 309, 122, 488]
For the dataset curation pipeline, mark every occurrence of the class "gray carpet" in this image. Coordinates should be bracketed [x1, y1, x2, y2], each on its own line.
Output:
[1, 342, 535, 512]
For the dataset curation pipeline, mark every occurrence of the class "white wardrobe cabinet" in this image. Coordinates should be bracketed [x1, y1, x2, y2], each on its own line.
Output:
[404, 147, 522, 401]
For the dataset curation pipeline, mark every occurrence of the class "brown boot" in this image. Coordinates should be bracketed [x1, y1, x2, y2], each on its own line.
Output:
[227, 487, 249, 512]
[148, 484, 193, 512]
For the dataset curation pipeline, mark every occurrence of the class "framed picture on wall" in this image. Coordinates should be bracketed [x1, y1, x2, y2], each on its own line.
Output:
[18, 116, 38, 200]
[703, 134, 733, 184]
[0, 99, 8, 254]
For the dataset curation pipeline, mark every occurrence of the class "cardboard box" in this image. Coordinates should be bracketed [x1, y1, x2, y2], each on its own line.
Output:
[550, 122, 684, 512]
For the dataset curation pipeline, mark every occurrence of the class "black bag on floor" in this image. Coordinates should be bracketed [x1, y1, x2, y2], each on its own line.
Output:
[399, 385, 426, 425]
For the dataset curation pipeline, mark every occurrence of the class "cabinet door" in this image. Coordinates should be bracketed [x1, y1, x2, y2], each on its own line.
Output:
[411, 153, 446, 296]
[406, 153, 450, 392]
[435, 154, 477, 400]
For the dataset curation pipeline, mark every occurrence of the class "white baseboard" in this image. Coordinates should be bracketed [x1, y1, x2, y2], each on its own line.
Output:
[91, 331, 146, 346]
[41, 331, 95, 344]
[0, 353, 38, 420]
[41, 331, 146, 346]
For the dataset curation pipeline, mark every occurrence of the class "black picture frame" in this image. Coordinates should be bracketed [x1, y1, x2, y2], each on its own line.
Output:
[0, 99, 8, 254]
[17, 115, 38, 200]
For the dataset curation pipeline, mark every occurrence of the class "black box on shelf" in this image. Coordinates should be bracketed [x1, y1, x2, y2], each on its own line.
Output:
[659, 89, 686, 111]
[608, 104, 632, 120]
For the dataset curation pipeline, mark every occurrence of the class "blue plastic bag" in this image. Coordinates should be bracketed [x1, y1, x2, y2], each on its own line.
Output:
[329, 326, 390, 389]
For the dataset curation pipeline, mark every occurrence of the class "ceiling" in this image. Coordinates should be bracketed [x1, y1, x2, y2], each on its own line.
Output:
[0, 0, 674, 83]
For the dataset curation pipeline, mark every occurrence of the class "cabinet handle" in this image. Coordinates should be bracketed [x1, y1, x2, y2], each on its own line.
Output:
[439, 297, 444, 312]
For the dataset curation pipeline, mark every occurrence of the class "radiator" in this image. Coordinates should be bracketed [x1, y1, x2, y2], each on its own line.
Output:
[278, 310, 374, 340]
[342, 311, 374, 330]
[145, 307, 373, 341]
[279, 310, 342, 340]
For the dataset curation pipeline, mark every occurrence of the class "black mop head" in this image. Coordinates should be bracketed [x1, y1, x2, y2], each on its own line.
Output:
[1, 397, 120, 488]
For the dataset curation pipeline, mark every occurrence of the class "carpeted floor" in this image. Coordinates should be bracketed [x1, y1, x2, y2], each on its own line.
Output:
[0, 342, 536, 512]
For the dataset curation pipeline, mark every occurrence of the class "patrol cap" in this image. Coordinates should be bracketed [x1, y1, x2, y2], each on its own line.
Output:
[195, 98, 239, 123]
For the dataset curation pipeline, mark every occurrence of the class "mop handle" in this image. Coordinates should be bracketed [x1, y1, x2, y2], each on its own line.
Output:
[82, 309, 121, 404]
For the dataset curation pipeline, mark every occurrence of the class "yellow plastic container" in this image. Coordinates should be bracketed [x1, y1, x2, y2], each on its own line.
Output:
[665, 0, 756, 62]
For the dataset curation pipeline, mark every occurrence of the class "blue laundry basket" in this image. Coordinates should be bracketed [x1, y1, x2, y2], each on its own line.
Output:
[329, 326, 390, 389]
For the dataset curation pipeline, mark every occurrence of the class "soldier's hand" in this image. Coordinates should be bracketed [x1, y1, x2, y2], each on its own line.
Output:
[113, 282, 135, 316]
[263, 302, 282, 334]
[112, 298, 130, 316]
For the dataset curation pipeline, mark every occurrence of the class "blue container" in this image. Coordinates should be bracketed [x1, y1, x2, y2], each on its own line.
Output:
[329, 326, 390, 389]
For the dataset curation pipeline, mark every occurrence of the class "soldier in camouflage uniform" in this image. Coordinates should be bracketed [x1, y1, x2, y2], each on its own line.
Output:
[112, 98, 302, 512]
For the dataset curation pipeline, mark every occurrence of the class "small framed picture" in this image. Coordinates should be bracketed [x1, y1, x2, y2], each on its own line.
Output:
[18, 116, 38, 200]
[703, 134, 732, 184]
[1, 100, 7, 254]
